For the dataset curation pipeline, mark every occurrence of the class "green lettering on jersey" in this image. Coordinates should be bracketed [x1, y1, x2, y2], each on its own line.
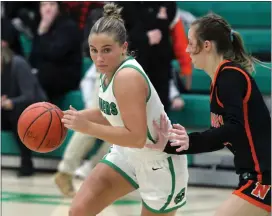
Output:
[99, 97, 103, 111]
[99, 97, 118, 116]
[110, 102, 118, 115]
[104, 101, 111, 115]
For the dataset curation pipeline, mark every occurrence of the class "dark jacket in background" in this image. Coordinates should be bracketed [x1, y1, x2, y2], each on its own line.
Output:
[62, 1, 104, 32]
[118, 2, 178, 112]
[1, 55, 47, 112]
[1, 17, 23, 56]
[29, 15, 82, 100]
[62, 2, 104, 57]
[119, 2, 177, 67]
[1, 2, 40, 37]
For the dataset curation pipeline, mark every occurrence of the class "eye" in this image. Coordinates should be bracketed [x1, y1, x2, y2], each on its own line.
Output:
[90, 48, 97, 54]
[103, 48, 111, 53]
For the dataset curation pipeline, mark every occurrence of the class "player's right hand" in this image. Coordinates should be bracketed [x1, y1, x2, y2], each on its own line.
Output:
[145, 115, 189, 153]
[168, 124, 189, 152]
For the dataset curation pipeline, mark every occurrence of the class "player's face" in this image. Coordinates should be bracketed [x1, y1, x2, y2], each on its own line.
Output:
[186, 26, 208, 70]
[89, 33, 128, 74]
[40, 2, 59, 19]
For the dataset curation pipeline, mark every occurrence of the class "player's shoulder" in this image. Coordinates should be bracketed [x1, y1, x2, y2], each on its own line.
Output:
[114, 59, 147, 89]
[115, 66, 144, 83]
[117, 57, 145, 78]
[219, 61, 250, 75]
[217, 60, 251, 83]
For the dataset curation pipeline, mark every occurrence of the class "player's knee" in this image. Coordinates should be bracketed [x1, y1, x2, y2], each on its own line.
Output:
[69, 204, 82, 216]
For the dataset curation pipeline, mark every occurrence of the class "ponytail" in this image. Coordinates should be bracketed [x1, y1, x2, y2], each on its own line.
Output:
[231, 31, 270, 74]
[230, 31, 255, 74]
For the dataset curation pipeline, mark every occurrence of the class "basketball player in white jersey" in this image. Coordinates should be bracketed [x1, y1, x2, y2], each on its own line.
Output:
[62, 3, 188, 216]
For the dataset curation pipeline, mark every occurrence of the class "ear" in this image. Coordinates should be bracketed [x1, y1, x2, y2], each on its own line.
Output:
[122, 41, 128, 54]
[203, 40, 212, 52]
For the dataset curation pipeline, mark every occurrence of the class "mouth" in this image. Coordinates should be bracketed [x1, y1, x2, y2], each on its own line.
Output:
[97, 65, 107, 68]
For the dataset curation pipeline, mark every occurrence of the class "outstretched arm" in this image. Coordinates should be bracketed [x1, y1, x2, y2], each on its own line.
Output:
[147, 69, 248, 154]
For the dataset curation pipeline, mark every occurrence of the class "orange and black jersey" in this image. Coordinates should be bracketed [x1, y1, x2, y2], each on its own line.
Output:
[164, 60, 271, 184]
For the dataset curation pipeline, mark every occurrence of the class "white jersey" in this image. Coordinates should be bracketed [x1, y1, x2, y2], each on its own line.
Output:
[98, 57, 170, 159]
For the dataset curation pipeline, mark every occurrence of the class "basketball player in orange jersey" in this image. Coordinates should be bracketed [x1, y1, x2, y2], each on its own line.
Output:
[146, 13, 271, 216]
[62, 3, 189, 216]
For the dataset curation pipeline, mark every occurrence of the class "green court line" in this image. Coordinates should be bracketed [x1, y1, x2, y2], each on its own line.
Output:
[2, 197, 70, 206]
[2, 191, 64, 199]
[1, 191, 141, 206]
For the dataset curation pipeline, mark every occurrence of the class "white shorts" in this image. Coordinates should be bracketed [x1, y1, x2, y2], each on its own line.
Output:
[100, 146, 189, 214]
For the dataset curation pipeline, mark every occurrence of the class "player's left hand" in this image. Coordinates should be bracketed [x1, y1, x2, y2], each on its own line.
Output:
[62, 105, 91, 134]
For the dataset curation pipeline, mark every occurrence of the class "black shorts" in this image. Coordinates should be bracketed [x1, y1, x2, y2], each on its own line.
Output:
[233, 180, 271, 212]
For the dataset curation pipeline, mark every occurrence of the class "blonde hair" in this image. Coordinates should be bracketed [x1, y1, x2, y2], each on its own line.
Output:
[89, 3, 127, 45]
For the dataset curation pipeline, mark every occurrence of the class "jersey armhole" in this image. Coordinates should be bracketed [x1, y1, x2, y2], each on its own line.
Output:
[112, 65, 151, 102]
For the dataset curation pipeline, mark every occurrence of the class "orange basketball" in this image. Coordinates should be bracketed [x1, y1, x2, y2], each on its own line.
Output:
[17, 102, 68, 153]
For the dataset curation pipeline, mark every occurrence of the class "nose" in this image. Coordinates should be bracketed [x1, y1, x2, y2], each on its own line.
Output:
[97, 54, 104, 63]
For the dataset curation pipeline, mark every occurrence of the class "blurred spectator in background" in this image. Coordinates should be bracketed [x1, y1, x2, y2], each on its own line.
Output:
[176, 7, 197, 29]
[62, 2, 104, 57]
[1, 45, 47, 177]
[29, 1, 82, 101]
[1, 16, 23, 56]
[118, 2, 192, 113]
[1, 2, 40, 39]
[62, 2, 104, 33]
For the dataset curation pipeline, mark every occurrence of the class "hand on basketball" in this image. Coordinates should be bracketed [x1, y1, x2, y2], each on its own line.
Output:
[168, 124, 189, 152]
[145, 114, 170, 151]
[62, 105, 91, 134]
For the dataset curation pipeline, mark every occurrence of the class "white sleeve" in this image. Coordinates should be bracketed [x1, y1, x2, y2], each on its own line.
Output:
[80, 64, 97, 108]
[169, 79, 180, 101]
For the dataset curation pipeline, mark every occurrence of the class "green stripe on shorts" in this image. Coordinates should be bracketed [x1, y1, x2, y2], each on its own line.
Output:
[100, 159, 139, 189]
[142, 156, 184, 214]
[160, 157, 176, 211]
[142, 200, 186, 214]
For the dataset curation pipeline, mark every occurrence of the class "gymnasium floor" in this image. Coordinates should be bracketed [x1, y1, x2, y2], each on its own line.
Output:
[1, 169, 233, 216]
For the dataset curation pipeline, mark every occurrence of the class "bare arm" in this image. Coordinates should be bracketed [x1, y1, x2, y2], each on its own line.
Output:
[85, 68, 148, 148]
[78, 108, 110, 126]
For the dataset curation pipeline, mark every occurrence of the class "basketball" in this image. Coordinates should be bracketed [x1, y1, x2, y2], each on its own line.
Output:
[17, 102, 68, 153]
